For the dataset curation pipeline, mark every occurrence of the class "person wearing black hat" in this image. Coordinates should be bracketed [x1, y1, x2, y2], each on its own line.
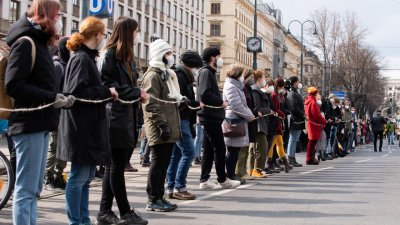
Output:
[371, 110, 386, 152]
[166, 51, 202, 200]
[286, 76, 304, 167]
[197, 47, 241, 190]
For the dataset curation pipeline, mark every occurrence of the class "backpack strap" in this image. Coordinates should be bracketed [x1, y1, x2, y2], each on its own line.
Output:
[17, 36, 36, 71]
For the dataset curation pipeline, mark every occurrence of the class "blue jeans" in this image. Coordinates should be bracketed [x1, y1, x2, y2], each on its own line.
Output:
[287, 129, 302, 158]
[12, 131, 49, 225]
[166, 120, 195, 190]
[193, 122, 203, 159]
[65, 163, 96, 225]
[388, 131, 395, 144]
[327, 126, 337, 154]
[139, 132, 147, 157]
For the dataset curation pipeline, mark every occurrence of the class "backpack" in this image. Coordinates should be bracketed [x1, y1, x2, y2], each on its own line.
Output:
[0, 36, 36, 119]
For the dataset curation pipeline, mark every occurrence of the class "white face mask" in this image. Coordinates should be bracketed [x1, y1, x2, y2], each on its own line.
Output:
[55, 19, 63, 34]
[345, 105, 350, 109]
[261, 80, 266, 88]
[239, 76, 244, 82]
[351, 110, 355, 114]
[166, 55, 175, 67]
[268, 86, 275, 93]
[216, 57, 224, 68]
[97, 36, 106, 50]
[333, 105, 337, 109]
[317, 99, 322, 105]
[278, 89, 284, 94]
[297, 83, 303, 89]
[134, 33, 141, 45]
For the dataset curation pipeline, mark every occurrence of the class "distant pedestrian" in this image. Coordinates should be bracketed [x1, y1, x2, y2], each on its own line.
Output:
[370, 110, 386, 152]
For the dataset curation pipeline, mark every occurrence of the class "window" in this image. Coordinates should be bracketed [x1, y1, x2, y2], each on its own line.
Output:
[9, 0, 20, 23]
[153, 0, 157, 9]
[166, 27, 170, 42]
[173, 30, 177, 45]
[167, 1, 171, 15]
[137, 13, 142, 27]
[160, 24, 164, 39]
[72, 20, 79, 30]
[128, 9, 133, 17]
[210, 24, 221, 36]
[161, 0, 165, 12]
[136, 43, 141, 59]
[73, 0, 79, 6]
[305, 65, 309, 73]
[186, 12, 189, 25]
[180, 9, 183, 22]
[190, 15, 194, 28]
[61, 17, 67, 36]
[191, 38, 194, 48]
[145, 45, 149, 61]
[153, 20, 157, 33]
[201, 21, 203, 33]
[201, 0, 204, 12]
[185, 35, 188, 48]
[118, 5, 124, 17]
[145, 17, 149, 33]
[211, 3, 220, 14]
[174, 5, 177, 19]
[196, 18, 199, 31]
[179, 33, 182, 46]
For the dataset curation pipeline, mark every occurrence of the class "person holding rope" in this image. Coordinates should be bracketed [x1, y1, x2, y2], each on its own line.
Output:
[304, 87, 327, 165]
[97, 17, 148, 224]
[142, 39, 184, 212]
[57, 16, 118, 225]
[223, 65, 256, 184]
[197, 47, 241, 190]
[267, 78, 293, 173]
[5, 1, 74, 224]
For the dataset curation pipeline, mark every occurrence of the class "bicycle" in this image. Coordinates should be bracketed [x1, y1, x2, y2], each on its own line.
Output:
[0, 149, 14, 210]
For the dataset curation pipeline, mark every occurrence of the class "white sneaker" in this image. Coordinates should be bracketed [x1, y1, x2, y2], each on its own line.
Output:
[199, 180, 222, 190]
[219, 178, 241, 189]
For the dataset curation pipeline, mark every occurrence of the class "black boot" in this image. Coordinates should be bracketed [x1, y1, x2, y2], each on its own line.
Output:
[281, 157, 293, 173]
[267, 159, 280, 174]
[288, 156, 302, 167]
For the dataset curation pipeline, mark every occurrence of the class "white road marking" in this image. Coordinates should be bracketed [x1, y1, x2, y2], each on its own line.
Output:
[300, 167, 334, 174]
[355, 159, 372, 163]
[179, 183, 256, 205]
[382, 154, 390, 157]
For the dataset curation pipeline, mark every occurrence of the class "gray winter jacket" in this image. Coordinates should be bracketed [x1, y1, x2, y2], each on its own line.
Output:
[223, 77, 255, 147]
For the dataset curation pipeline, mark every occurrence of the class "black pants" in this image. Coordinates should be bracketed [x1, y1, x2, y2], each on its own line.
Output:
[373, 131, 383, 152]
[200, 122, 227, 183]
[225, 146, 240, 179]
[100, 148, 131, 216]
[146, 143, 174, 202]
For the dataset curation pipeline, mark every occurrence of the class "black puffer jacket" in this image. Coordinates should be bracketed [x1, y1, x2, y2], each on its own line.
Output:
[370, 114, 386, 132]
[196, 65, 225, 124]
[98, 48, 141, 150]
[5, 14, 58, 136]
[57, 45, 112, 166]
[287, 87, 305, 130]
[174, 65, 200, 124]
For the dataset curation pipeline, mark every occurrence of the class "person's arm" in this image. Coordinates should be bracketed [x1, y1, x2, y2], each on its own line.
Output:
[99, 50, 141, 101]
[311, 102, 327, 125]
[176, 71, 199, 108]
[64, 56, 111, 100]
[225, 87, 254, 122]
[5, 39, 57, 103]
[142, 74, 168, 128]
[197, 70, 223, 106]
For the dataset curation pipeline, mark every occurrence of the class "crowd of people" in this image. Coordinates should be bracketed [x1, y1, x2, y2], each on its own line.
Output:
[1, 1, 396, 225]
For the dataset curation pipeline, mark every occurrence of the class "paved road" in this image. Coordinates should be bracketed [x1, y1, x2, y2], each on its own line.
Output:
[1, 141, 399, 225]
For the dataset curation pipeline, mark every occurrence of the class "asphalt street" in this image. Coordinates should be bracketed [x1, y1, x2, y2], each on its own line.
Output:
[0, 141, 399, 225]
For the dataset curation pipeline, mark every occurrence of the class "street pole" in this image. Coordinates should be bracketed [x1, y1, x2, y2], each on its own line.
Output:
[253, 0, 257, 70]
[300, 24, 304, 84]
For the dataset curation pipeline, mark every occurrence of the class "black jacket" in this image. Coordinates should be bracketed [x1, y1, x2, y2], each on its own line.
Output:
[196, 65, 225, 124]
[251, 85, 272, 136]
[5, 14, 58, 136]
[57, 45, 112, 166]
[370, 115, 386, 133]
[287, 88, 305, 130]
[99, 48, 142, 150]
[174, 65, 199, 124]
[53, 55, 67, 92]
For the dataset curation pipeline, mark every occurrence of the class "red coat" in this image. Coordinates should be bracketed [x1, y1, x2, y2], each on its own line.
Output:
[304, 95, 327, 140]
[271, 92, 285, 135]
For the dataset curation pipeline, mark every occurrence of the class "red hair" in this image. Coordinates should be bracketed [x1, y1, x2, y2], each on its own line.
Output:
[67, 17, 105, 52]
[27, 0, 61, 43]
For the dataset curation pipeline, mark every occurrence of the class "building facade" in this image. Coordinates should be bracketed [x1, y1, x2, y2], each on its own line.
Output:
[283, 33, 301, 78]
[205, 0, 274, 83]
[303, 51, 322, 87]
[0, 0, 206, 71]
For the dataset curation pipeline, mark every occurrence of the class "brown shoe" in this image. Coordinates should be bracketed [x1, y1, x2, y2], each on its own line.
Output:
[172, 191, 196, 200]
[125, 164, 139, 172]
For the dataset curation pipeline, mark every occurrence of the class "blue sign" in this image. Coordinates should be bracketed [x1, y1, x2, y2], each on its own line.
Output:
[89, 0, 113, 18]
[332, 91, 346, 100]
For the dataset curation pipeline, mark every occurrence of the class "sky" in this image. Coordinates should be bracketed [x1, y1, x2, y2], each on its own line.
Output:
[269, 0, 400, 80]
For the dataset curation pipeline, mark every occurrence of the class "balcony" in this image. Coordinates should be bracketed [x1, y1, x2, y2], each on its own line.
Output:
[72, 4, 80, 17]
[273, 38, 281, 47]
[60, 0, 67, 13]
[0, 18, 12, 37]
[145, 4, 150, 14]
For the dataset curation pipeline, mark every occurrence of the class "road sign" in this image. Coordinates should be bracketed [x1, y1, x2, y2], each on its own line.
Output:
[332, 91, 346, 100]
[89, 0, 113, 18]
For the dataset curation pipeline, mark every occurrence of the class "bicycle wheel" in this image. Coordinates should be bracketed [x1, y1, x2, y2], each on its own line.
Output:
[0, 150, 14, 210]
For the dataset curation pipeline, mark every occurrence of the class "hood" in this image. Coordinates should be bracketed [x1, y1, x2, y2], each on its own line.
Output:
[6, 14, 50, 47]
[175, 65, 195, 84]
[305, 95, 316, 106]
[245, 77, 255, 86]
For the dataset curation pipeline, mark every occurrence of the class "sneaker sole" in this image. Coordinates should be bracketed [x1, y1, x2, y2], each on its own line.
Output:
[146, 207, 172, 212]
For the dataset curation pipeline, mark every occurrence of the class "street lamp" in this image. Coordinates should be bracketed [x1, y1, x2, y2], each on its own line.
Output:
[286, 20, 318, 85]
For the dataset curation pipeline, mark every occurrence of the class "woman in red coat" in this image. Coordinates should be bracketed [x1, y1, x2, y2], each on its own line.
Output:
[304, 87, 327, 165]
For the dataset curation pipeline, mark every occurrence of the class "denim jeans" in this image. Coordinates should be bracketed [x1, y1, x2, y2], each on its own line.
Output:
[166, 120, 195, 190]
[193, 123, 203, 159]
[65, 163, 96, 225]
[287, 129, 302, 158]
[327, 127, 337, 154]
[388, 131, 395, 144]
[12, 131, 49, 225]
